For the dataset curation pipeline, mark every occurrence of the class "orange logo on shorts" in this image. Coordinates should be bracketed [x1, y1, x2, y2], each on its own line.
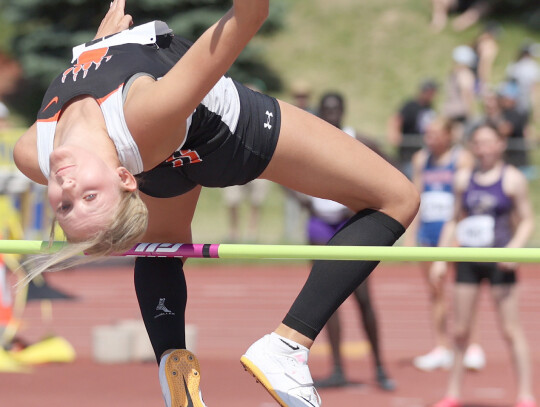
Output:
[62, 48, 112, 82]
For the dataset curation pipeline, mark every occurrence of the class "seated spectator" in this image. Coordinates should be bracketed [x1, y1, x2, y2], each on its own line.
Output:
[430, 0, 492, 33]
[222, 179, 269, 242]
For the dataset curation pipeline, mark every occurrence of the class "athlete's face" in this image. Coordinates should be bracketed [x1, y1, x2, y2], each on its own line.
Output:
[319, 97, 343, 128]
[470, 127, 506, 169]
[424, 122, 452, 156]
[48, 145, 123, 241]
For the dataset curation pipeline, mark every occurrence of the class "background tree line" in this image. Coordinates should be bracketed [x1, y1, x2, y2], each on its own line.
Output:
[0, 0, 286, 122]
[0, 0, 538, 124]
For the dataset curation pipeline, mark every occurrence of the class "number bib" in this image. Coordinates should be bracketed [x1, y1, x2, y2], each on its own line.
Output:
[420, 191, 454, 222]
[456, 215, 495, 247]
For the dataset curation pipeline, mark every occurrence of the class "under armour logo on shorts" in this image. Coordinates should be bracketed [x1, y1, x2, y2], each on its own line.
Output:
[264, 111, 273, 129]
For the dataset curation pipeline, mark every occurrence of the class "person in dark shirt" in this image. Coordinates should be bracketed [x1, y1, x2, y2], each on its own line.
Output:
[387, 79, 438, 178]
[497, 82, 530, 170]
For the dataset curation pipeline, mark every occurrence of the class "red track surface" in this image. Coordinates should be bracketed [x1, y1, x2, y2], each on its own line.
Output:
[3, 262, 540, 406]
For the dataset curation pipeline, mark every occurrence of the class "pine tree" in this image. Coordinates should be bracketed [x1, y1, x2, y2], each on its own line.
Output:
[2, 0, 285, 121]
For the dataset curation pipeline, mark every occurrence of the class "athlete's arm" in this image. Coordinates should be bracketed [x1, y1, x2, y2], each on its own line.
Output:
[124, 0, 269, 169]
[14, 0, 132, 186]
[13, 122, 47, 185]
[504, 167, 534, 249]
[457, 148, 475, 171]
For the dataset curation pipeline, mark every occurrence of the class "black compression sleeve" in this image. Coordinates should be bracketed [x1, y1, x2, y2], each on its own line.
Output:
[134, 257, 188, 362]
[283, 209, 405, 340]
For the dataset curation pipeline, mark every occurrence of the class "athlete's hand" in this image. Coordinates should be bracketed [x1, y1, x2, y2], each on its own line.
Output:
[94, 0, 133, 40]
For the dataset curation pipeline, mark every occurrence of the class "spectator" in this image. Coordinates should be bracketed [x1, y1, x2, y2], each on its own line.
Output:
[472, 23, 500, 95]
[290, 80, 316, 115]
[0, 101, 10, 131]
[312, 92, 395, 392]
[281, 80, 315, 243]
[431, 124, 536, 407]
[222, 179, 269, 242]
[387, 79, 438, 178]
[506, 44, 540, 122]
[405, 118, 484, 372]
[472, 85, 531, 175]
[496, 82, 531, 172]
[442, 45, 477, 142]
[430, 0, 492, 33]
[222, 82, 270, 243]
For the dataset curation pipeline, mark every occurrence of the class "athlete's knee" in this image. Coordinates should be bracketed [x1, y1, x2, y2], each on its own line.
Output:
[500, 322, 521, 344]
[383, 178, 420, 228]
[453, 326, 470, 348]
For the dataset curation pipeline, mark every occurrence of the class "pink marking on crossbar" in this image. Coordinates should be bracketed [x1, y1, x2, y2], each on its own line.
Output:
[120, 243, 220, 258]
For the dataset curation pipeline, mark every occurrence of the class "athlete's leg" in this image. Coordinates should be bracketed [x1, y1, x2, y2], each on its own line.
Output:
[430, 0, 455, 31]
[135, 188, 200, 359]
[262, 101, 418, 226]
[424, 260, 449, 349]
[353, 279, 396, 391]
[445, 282, 480, 399]
[135, 257, 187, 360]
[311, 231, 347, 388]
[491, 283, 535, 402]
[242, 102, 417, 407]
[313, 310, 348, 388]
[261, 100, 419, 345]
[414, 259, 454, 372]
[134, 189, 206, 407]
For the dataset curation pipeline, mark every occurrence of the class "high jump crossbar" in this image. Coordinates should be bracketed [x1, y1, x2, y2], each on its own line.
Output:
[1, 240, 540, 263]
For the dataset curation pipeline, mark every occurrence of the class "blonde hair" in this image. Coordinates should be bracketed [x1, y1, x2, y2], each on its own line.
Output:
[21, 190, 148, 285]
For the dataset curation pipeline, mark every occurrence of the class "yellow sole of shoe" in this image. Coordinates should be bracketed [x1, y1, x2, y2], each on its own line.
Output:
[165, 349, 205, 407]
[240, 355, 288, 407]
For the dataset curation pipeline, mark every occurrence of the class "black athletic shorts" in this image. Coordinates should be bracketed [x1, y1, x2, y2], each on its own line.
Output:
[137, 81, 281, 198]
[455, 262, 517, 285]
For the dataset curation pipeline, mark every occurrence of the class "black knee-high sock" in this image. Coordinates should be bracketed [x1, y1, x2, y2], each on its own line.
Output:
[134, 257, 187, 362]
[283, 209, 405, 340]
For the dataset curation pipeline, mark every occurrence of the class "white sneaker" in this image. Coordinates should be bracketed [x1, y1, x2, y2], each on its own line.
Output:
[413, 346, 453, 371]
[159, 349, 208, 407]
[241, 333, 321, 407]
[464, 344, 486, 371]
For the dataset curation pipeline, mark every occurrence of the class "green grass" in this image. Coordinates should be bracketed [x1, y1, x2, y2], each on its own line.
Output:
[192, 184, 294, 244]
[5, 1, 540, 247]
[195, 0, 540, 246]
[255, 0, 540, 136]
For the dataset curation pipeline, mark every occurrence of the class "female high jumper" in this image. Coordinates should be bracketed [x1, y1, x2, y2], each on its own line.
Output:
[13, 1, 419, 406]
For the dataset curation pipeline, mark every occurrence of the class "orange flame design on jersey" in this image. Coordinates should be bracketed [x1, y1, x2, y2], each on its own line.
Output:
[62, 48, 112, 83]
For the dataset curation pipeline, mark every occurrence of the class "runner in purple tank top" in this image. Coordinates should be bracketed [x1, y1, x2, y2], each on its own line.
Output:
[431, 124, 536, 407]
